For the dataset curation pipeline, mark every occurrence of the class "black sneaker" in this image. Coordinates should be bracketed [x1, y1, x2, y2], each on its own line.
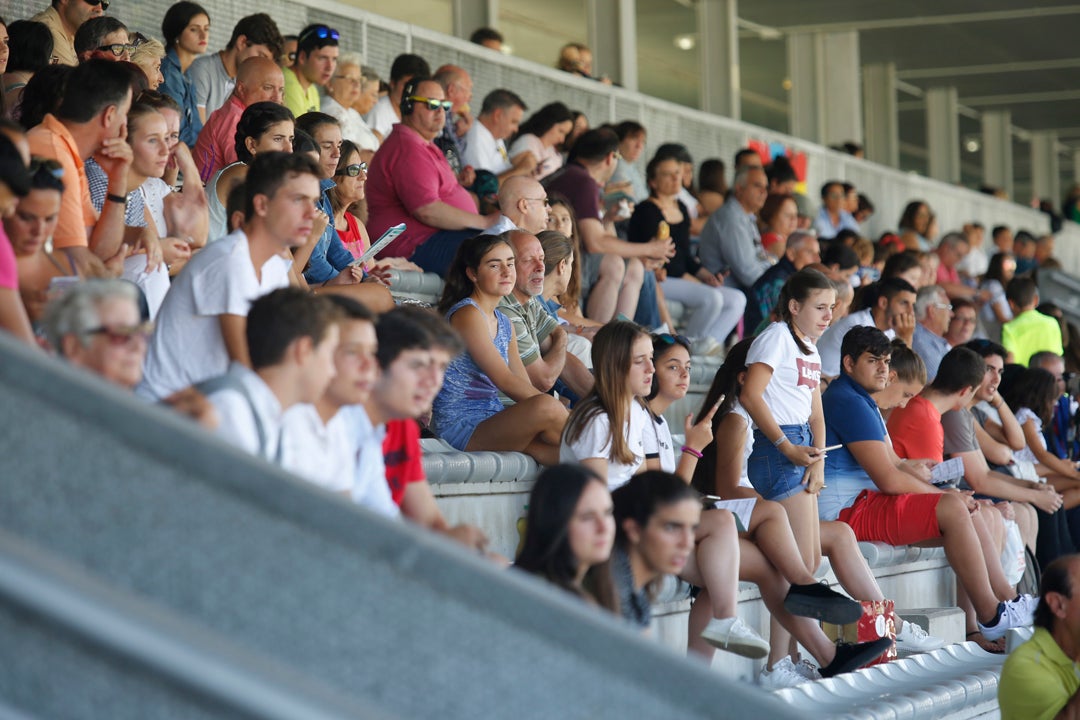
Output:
[783, 582, 863, 625]
[820, 638, 893, 678]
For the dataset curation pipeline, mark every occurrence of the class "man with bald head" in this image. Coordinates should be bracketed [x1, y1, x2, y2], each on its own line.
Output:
[484, 176, 550, 235]
[498, 229, 593, 397]
[433, 64, 474, 176]
[366, 77, 499, 275]
[194, 56, 286, 182]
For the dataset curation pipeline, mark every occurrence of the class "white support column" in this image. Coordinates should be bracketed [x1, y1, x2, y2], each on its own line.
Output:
[587, 0, 638, 90]
[1030, 131, 1061, 205]
[787, 31, 862, 146]
[697, 0, 739, 119]
[862, 62, 898, 168]
[981, 110, 1013, 200]
[925, 86, 960, 183]
[452, 0, 498, 42]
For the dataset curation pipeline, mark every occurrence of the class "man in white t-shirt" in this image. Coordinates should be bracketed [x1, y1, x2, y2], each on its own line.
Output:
[817, 277, 917, 379]
[139, 152, 323, 399]
[460, 89, 531, 184]
[364, 54, 431, 140]
[204, 287, 341, 461]
[279, 295, 387, 511]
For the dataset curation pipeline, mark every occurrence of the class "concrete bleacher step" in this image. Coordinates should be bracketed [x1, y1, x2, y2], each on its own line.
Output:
[773, 642, 1005, 719]
[0, 333, 803, 719]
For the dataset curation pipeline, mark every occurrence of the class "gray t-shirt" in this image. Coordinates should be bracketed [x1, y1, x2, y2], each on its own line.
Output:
[188, 53, 234, 117]
[942, 407, 978, 456]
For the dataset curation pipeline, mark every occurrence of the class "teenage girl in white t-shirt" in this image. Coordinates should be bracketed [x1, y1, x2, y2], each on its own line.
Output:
[561, 321, 655, 490]
[742, 269, 833, 578]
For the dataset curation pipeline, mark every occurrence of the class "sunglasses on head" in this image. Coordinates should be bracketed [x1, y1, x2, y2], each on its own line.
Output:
[132, 32, 150, 49]
[83, 0, 110, 9]
[335, 162, 367, 177]
[29, 158, 64, 179]
[654, 332, 690, 348]
[299, 26, 340, 44]
[98, 43, 136, 57]
[408, 96, 453, 112]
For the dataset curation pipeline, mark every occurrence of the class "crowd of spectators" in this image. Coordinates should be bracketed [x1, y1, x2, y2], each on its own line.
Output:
[2, 2, 1080, 703]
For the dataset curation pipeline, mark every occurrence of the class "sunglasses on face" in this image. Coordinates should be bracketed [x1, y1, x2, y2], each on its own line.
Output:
[523, 196, 551, 207]
[84, 0, 110, 9]
[299, 26, 340, 44]
[408, 96, 453, 112]
[98, 43, 136, 57]
[336, 162, 368, 177]
[84, 322, 154, 346]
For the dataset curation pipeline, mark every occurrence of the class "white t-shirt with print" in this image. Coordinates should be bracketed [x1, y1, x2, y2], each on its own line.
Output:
[139, 229, 291, 399]
[461, 121, 511, 175]
[561, 401, 651, 490]
[746, 321, 822, 426]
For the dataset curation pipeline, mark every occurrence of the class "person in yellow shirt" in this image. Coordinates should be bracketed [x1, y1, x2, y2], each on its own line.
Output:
[999, 555, 1080, 720]
[1001, 276, 1063, 366]
[283, 24, 338, 118]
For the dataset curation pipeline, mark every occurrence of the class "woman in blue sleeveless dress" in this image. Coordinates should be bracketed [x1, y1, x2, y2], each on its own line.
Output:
[431, 233, 567, 465]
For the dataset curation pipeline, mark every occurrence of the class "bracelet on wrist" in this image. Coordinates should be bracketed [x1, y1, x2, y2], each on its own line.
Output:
[773, 435, 788, 448]
[106, 192, 127, 205]
[680, 445, 703, 459]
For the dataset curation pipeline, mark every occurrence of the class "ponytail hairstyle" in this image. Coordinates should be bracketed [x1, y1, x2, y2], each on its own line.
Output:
[691, 337, 754, 493]
[437, 232, 514, 315]
[124, 102, 163, 142]
[888, 338, 927, 387]
[612, 470, 699, 598]
[515, 464, 618, 613]
[537, 229, 581, 309]
[564, 320, 650, 465]
[647, 332, 691, 402]
[776, 268, 834, 355]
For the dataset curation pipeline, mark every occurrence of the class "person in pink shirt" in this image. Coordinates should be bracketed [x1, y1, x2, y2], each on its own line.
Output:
[193, 56, 284, 182]
[935, 231, 977, 301]
[364, 76, 498, 276]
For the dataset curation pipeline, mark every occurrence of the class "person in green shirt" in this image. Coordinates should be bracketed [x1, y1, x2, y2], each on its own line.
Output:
[999, 554, 1080, 720]
[1002, 276, 1063, 366]
[283, 24, 339, 118]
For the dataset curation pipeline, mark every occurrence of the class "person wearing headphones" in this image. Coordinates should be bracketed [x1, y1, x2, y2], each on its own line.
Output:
[364, 76, 499, 277]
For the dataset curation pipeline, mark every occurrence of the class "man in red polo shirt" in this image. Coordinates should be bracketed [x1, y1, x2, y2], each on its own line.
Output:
[365, 76, 498, 276]
[194, 56, 285, 182]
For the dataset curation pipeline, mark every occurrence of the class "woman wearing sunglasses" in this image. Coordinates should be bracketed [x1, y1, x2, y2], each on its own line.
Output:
[328, 139, 419, 274]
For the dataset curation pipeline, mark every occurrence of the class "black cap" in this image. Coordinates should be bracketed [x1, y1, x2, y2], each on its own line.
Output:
[0, 133, 30, 197]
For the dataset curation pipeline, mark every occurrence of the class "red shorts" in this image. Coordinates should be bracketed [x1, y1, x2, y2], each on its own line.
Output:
[838, 490, 943, 546]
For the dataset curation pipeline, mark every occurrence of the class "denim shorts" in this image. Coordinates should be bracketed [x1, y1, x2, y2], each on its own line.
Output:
[748, 424, 813, 501]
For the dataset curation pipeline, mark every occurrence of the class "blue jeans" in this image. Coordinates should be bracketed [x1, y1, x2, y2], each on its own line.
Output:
[747, 424, 813, 501]
[410, 229, 479, 277]
[633, 270, 660, 329]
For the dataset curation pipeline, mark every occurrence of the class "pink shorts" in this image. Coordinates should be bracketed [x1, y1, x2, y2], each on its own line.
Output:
[838, 490, 943, 546]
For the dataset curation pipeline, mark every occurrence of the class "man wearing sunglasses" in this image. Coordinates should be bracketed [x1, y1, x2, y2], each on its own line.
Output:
[283, 23, 339, 118]
[73, 16, 130, 63]
[33, 0, 107, 66]
[366, 77, 499, 276]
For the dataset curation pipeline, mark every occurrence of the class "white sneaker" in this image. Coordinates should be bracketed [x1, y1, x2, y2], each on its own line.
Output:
[691, 336, 726, 358]
[895, 620, 947, 652]
[1015, 594, 1039, 625]
[700, 617, 770, 659]
[759, 657, 809, 690]
[793, 658, 822, 681]
[979, 599, 1031, 641]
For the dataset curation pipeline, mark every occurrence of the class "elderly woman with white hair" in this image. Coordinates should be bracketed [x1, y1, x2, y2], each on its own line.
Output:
[43, 279, 150, 391]
[130, 33, 167, 90]
[321, 53, 380, 160]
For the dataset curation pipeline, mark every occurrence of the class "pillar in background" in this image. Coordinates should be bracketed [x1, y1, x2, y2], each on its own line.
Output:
[697, 0, 739, 119]
[1030, 131, 1061, 205]
[925, 86, 960, 183]
[788, 30, 862, 146]
[980, 110, 1013, 200]
[587, 0, 638, 91]
[452, 0, 498, 43]
[862, 62, 898, 168]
